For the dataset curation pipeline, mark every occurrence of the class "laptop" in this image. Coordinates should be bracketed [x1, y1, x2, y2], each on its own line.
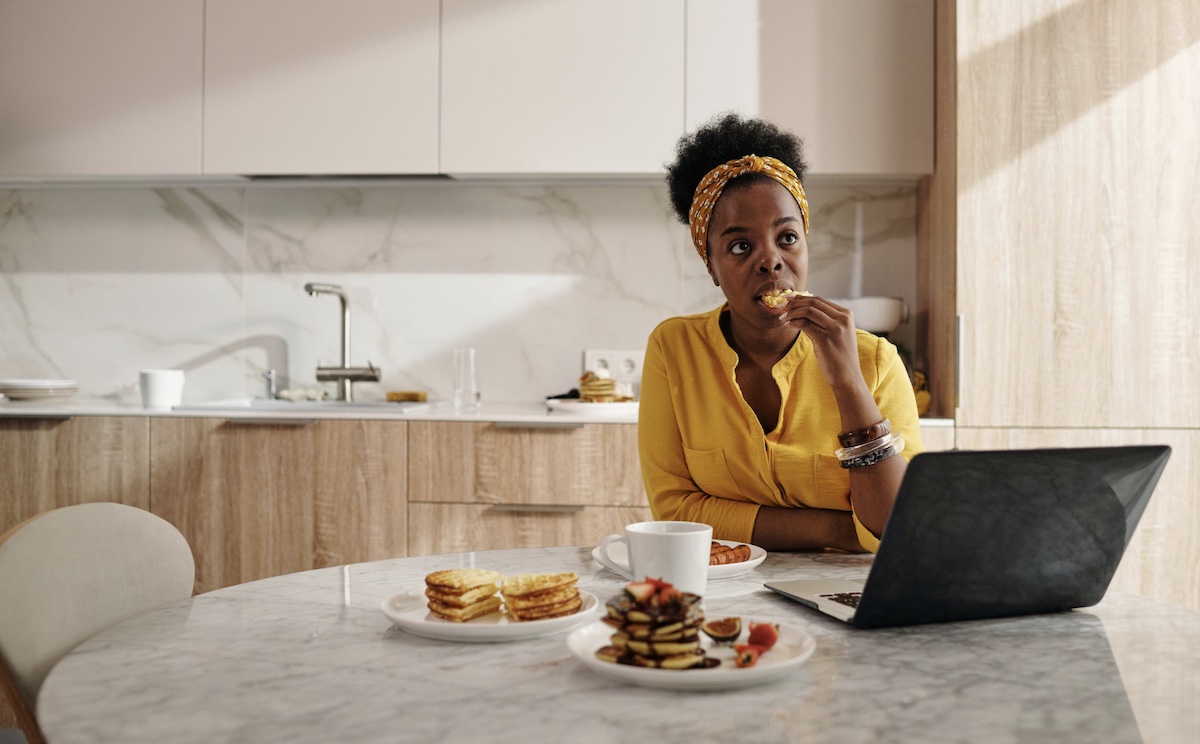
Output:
[764, 445, 1171, 629]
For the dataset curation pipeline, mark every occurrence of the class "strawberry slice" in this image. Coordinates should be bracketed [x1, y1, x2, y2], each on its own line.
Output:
[624, 581, 657, 602]
[644, 577, 673, 592]
[734, 643, 764, 668]
[641, 577, 681, 604]
[747, 622, 780, 650]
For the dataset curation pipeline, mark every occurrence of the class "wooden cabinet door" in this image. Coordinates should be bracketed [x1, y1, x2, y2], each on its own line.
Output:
[687, 0, 934, 177]
[0, 0, 202, 177]
[204, 0, 439, 174]
[0, 414, 151, 730]
[918, 424, 955, 452]
[440, 0, 685, 174]
[408, 421, 646, 507]
[408, 503, 652, 557]
[149, 418, 406, 593]
[957, 427, 1200, 615]
[954, 1, 1200, 428]
[0, 416, 150, 533]
[407, 421, 649, 553]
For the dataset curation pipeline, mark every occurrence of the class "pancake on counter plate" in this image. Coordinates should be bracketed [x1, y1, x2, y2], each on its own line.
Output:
[501, 572, 582, 621]
[424, 568, 503, 622]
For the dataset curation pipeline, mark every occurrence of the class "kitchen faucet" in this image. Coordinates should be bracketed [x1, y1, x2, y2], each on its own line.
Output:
[303, 282, 380, 401]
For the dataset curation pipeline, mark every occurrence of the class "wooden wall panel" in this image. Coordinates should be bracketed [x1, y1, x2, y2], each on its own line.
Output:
[954, 0, 1200, 427]
[918, 0, 958, 420]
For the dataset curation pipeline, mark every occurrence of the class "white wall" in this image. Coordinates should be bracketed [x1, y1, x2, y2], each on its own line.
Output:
[0, 181, 917, 405]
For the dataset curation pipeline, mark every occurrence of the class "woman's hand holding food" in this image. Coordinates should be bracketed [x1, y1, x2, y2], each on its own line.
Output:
[780, 295, 863, 390]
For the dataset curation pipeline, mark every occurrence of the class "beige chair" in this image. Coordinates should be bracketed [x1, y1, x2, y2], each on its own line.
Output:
[0, 503, 195, 744]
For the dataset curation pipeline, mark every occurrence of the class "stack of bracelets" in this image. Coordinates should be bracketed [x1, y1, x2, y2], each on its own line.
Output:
[835, 418, 905, 469]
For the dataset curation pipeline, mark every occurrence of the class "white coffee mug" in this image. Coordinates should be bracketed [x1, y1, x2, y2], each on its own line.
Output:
[139, 369, 185, 410]
[595, 520, 712, 596]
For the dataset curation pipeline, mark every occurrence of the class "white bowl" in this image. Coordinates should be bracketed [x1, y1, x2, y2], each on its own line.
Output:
[830, 296, 907, 334]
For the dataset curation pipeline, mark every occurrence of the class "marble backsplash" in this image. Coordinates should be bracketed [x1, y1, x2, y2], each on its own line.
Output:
[0, 181, 917, 405]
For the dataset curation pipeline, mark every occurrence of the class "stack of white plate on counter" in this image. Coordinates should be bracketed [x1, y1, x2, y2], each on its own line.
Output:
[0, 379, 79, 402]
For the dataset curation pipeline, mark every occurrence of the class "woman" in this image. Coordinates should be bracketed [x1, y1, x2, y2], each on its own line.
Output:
[639, 113, 923, 553]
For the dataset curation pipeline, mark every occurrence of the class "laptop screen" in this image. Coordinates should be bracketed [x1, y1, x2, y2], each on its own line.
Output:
[848, 445, 1171, 629]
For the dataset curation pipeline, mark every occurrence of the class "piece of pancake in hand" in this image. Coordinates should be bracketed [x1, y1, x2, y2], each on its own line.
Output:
[761, 289, 813, 308]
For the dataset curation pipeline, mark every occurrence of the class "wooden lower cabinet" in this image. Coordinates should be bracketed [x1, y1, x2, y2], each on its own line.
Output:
[407, 421, 648, 554]
[0, 414, 149, 730]
[149, 418, 407, 594]
[957, 427, 1200, 614]
[0, 415, 150, 534]
[918, 423, 955, 452]
[408, 503, 652, 556]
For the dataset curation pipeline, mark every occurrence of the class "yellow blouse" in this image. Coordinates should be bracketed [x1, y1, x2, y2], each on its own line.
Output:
[638, 305, 924, 552]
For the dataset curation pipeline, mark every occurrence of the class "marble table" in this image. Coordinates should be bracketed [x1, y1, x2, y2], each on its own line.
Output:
[37, 547, 1200, 744]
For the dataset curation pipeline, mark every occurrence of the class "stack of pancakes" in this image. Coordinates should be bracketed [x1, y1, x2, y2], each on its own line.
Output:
[578, 371, 619, 402]
[424, 568, 503, 622]
[501, 572, 582, 621]
[595, 580, 717, 669]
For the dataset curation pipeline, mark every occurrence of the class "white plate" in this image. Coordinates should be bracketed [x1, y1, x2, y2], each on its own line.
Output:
[0, 379, 78, 390]
[381, 590, 600, 643]
[545, 399, 639, 417]
[592, 539, 767, 581]
[0, 388, 77, 401]
[567, 618, 815, 690]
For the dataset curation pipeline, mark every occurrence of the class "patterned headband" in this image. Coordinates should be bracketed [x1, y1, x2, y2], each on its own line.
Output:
[687, 154, 810, 265]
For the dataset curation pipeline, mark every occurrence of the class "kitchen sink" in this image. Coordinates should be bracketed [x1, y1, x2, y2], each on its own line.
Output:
[175, 398, 431, 414]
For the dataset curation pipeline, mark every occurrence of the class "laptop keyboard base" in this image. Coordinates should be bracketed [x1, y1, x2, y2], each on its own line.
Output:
[820, 592, 863, 608]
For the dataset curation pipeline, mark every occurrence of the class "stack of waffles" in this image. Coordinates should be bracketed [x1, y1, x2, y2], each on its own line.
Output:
[501, 573, 582, 621]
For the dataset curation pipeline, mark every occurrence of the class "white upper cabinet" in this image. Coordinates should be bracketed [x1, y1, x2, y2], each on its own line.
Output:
[440, 0, 686, 175]
[1, 1, 932, 180]
[687, 0, 934, 178]
[0, 0, 202, 178]
[204, 0, 439, 175]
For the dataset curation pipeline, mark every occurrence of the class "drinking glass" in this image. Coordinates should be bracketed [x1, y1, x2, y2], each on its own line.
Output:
[452, 348, 478, 413]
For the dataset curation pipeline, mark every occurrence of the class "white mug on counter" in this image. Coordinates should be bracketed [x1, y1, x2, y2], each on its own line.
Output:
[595, 520, 713, 596]
[139, 369, 185, 410]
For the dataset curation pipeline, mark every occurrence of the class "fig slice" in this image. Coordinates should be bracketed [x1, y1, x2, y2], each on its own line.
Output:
[700, 616, 742, 645]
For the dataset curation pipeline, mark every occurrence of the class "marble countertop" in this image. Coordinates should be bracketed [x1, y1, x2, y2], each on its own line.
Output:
[0, 399, 638, 424]
[0, 397, 956, 428]
[38, 547, 1199, 744]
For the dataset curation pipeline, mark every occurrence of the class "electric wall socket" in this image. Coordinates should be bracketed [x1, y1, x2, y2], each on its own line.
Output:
[583, 349, 645, 388]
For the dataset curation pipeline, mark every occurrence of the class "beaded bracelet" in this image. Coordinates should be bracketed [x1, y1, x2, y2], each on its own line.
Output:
[838, 418, 891, 448]
[834, 431, 898, 461]
[840, 436, 906, 469]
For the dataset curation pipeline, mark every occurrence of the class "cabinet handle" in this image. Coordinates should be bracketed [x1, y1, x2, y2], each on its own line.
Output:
[223, 418, 317, 427]
[0, 413, 73, 421]
[489, 504, 586, 513]
[492, 421, 586, 430]
[955, 313, 963, 412]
